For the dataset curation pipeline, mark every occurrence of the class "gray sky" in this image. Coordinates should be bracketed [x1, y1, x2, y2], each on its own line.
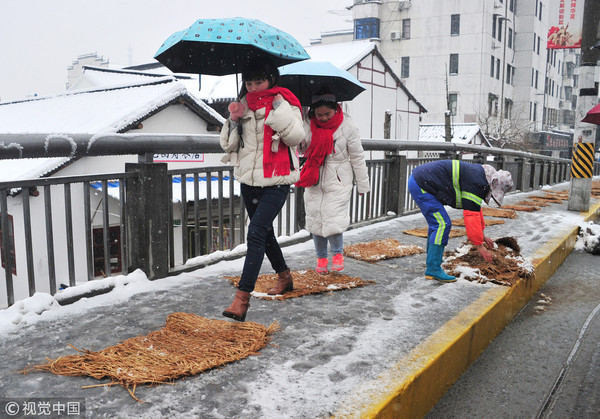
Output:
[0, 0, 352, 102]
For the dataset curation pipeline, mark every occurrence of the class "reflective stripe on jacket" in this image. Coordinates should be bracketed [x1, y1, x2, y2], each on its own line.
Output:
[411, 160, 489, 212]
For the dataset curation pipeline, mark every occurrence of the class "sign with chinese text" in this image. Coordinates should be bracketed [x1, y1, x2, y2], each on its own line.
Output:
[154, 153, 205, 162]
[547, 0, 583, 49]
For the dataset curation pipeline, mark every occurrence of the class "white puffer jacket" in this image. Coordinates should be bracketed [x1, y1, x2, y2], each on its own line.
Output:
[302, 114, 370, 237]
[220, 97, 304, 186]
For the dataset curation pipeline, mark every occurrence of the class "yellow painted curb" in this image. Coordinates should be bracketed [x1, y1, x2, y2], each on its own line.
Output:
[336, 201, 600, 419]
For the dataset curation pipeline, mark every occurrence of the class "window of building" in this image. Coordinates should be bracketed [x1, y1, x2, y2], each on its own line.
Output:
[565, 86, 572, 101]
[449, 54, 459, 75]
[535, 70, 539, 89]
[451, 14, 460, 35]
[531, 68, 535, 87]
[448, 93, 458, 116]
[508, 28, 513, 48]
[504, 98, 513, 119]
[533, 102, 538, 122]
[0, 213, 16, 275]
[93, 226, 122, 277]
[490, 56, 495, 77]
[402, 18, 411, 39]
[506, 64, 512, 84]
[488, 94, 499, 117]
[537, 35, 541, 54]
[496, 58, 501, 80]
[354, 18, 380, 39]
[509, 0, 515, 12]
[401, 56, 410, 78]
[539, 1, 543, 20]
[533, 33, 536, 51]
[497, 19, 503, 42]
[492, 16, 497, 39]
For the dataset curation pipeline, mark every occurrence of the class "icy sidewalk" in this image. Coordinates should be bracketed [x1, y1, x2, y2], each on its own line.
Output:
[0, 183, 598, 418]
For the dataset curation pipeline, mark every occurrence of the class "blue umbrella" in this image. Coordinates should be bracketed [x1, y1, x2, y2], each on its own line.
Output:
[154, 17, 310, 76]
[278, 61, 366, 106]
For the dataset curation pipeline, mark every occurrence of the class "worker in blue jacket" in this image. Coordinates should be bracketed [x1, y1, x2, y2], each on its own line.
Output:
[408, 160, 514, 282]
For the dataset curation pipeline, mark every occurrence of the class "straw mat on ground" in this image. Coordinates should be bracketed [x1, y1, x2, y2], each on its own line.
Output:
[444, 237, 534, 287]
[543, 190, 569, 199]
[22, 313, 279, 401]
[529, 195, 563, 204]
[403, 228, 467, 238]
[482, 207, 518, 218]
[516, 199, 549, 207]
[224, 270, 374, 300]
[502, 204, 541, 212]
[452, 218, 505, 227]
[343, 238, 424, 262]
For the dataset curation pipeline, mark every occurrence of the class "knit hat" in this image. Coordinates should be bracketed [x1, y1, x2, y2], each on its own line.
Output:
[482, 165, 513, 206]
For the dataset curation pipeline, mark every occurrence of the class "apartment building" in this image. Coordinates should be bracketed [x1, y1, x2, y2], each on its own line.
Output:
[313, 0, 578, 149]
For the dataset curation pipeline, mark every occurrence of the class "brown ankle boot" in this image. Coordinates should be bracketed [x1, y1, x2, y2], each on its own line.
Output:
[223, 290, 251, 321]
[267, 269, 294, 295]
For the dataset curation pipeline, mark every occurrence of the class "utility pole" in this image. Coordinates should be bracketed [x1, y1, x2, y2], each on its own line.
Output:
[568, 0, 600, 211]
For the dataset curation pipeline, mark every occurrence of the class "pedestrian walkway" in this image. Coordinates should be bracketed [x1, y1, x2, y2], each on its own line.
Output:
[0, 183, 599, 418]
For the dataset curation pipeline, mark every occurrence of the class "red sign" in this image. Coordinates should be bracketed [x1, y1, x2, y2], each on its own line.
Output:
[547, 0, 583, 49]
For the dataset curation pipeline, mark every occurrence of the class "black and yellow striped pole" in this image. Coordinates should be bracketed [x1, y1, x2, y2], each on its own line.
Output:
[570, 142, 595, 179]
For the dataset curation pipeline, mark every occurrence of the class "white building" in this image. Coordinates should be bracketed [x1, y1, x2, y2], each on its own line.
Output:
[304, 41, 426, 142]
[312, 0, 578, 148]
[0, 77, 225, 307]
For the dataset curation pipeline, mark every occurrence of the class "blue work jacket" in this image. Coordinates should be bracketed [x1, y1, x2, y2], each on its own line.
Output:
[411, 160, 490, 211]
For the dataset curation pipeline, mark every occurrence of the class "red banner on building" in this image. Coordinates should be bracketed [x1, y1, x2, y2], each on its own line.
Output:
[547, 0, 583, 49]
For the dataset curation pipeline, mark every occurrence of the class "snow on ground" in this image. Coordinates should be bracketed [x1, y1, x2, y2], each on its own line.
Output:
[0, 183, 598, 418]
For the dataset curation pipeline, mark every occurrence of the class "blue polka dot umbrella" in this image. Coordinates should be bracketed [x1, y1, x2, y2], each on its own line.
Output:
[154, 17, 310, 76]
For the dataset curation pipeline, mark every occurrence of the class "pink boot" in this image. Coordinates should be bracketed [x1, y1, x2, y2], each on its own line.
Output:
[316, 258, 328, 274]
[332, 253, 344, 272]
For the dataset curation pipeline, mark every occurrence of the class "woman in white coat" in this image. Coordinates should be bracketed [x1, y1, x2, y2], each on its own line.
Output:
[220, 57, 305, 321]
[296, 93, 370, 273]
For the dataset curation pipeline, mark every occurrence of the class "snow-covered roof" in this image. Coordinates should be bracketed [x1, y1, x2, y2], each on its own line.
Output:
[304, 40, 376, 71]
[0, 157, 71, 184]
[76, 65, 239, 105]
[68, 66, 193, 91]
[0, 77, 225, 182]
[419, 123, 491, 146]
[0, 77, 223, 134]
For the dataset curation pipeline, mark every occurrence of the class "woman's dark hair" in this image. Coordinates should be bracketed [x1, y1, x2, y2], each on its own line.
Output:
[239, 56, 279, 98]
[308, 87, 338, 119]
[308, 100, 337, 119]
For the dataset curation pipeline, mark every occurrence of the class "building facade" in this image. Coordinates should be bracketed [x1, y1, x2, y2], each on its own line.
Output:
[313, 0, 578, 151]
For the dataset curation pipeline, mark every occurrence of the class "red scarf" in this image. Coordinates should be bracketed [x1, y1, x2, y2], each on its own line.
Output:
[296, 104, 344, 188]
[245, 87, 302, 178]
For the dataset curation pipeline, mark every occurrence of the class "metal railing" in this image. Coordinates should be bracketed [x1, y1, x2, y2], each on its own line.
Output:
[0, 133, 595, 307]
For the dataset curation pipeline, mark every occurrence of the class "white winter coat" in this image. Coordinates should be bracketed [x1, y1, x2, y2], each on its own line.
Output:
[220, 96, 304, 187]
[301, 114, 370, 237]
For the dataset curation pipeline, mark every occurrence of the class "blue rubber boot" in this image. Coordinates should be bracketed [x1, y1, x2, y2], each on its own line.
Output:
[425, 244, 456, 283]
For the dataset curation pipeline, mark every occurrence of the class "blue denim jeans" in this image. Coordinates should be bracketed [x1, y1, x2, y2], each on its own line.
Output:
[313, 233, 344, 259]
[238, 184, 290, 292]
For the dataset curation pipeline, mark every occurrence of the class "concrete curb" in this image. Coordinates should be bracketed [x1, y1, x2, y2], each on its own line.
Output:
[339, 200, 600, 419]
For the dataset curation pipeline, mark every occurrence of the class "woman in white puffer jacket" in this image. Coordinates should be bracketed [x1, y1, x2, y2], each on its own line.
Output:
[220, 57, 305, 322]
[296, 93, 370, 273]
